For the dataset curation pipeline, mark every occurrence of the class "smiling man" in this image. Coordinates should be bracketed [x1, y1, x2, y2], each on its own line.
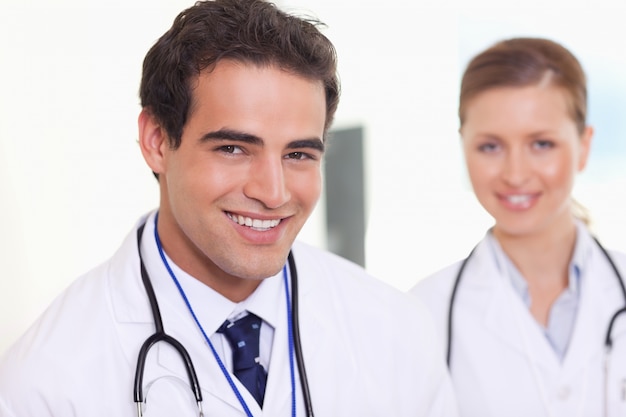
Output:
[0, 1, 457, 416]
[140, 60, 328, 302]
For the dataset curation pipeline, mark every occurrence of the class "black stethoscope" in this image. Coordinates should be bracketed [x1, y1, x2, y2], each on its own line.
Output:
[132, 220, 314, 417]
[447, 236, 626, 368]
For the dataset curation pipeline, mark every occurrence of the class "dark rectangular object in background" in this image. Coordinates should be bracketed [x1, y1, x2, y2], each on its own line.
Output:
[324, 126, 366, 267]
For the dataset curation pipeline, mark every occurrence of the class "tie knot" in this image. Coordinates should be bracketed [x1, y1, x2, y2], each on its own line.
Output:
[218, 313, 263, 371]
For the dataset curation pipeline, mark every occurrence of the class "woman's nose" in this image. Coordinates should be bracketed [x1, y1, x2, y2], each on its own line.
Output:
[501, 150, 531, 187]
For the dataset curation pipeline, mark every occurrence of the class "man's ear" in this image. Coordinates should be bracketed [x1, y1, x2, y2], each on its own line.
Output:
[138, 109, 168, 175]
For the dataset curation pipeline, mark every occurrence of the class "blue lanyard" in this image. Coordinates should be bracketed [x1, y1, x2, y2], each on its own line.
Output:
[153, 213, 297, 417]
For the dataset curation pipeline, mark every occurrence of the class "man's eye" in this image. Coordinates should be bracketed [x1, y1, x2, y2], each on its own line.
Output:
[286, 152, 312, 160]
[218, 145, 243, 154]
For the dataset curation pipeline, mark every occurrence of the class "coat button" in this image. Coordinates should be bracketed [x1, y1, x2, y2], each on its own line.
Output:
[557, 386, 570, 400]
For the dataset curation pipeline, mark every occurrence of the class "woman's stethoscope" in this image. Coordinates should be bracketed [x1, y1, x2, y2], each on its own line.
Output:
[446, 235, 626, 415]
[132, 220, 314, 417]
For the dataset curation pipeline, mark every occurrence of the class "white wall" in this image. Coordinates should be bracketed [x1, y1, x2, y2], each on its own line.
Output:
[2, 0, 626, 353]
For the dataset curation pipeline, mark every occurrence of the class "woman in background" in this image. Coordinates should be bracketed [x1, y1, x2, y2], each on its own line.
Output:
[411, 37, 626, 417]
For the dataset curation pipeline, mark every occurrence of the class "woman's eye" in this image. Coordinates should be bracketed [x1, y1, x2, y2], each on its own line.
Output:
[478, 143, 499, 153]
[533, 140, 555, 150]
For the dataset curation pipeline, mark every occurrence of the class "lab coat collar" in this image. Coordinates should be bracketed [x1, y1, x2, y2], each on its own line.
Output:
[476, 230, 564, 371]
[458, 234, 500, 289]
[482, 263, 560, 370]
[109, 211, 155, 324]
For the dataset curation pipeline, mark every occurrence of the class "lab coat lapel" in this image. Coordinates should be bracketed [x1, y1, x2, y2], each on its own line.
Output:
[562, 244, 625, 377]
[263, 247, 326, 416]
[597, 249, 626, 345]
[262, 309, 296, 416]
[482, 275, 554, 362]
[465, 239, 528, 358]
[476, 241, 558, 368]
[293, 242, 330, 371]
[109, 215, 158, 367]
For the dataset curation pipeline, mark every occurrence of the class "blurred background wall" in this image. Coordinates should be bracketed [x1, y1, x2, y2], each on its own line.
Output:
[1, 0, 625, 353]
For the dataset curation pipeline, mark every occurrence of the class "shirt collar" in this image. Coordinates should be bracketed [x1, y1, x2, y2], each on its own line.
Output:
[227, 269, 285, 330]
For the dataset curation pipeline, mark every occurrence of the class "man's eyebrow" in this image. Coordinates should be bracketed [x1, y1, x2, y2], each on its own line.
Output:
[199, 129, 262, 145]
[287, 138, 325, 153]
[200, 128, 325, 152]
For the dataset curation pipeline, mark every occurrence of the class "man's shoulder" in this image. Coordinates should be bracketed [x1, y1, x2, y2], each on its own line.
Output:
[0, 216, 148, 414]
[291, 240, 428, 316]
[1, 261, 113, 356]
[291, 240, 393, 290]
[0, 260, 117, 411]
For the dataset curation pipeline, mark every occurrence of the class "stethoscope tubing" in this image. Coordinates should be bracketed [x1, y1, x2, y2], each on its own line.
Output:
[134, 223, 204, 415]
[133, 221, 314, 416]
[288, 252, 315, 417]
[446, 247, 474, 367]
[593, 236, 626, 347]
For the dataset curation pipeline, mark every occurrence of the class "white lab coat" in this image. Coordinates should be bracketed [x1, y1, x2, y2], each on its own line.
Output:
[411, 226, 626, 417]
[0, 213, 458, 417]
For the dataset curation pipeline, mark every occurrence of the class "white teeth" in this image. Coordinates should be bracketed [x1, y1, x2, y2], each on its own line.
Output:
[507, 195, 531, 204]
[227, 213, 281, 230]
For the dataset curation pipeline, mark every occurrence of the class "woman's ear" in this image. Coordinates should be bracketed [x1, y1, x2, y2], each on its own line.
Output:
[577, 125, 594, 172]
[138, 109, 168, 175]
